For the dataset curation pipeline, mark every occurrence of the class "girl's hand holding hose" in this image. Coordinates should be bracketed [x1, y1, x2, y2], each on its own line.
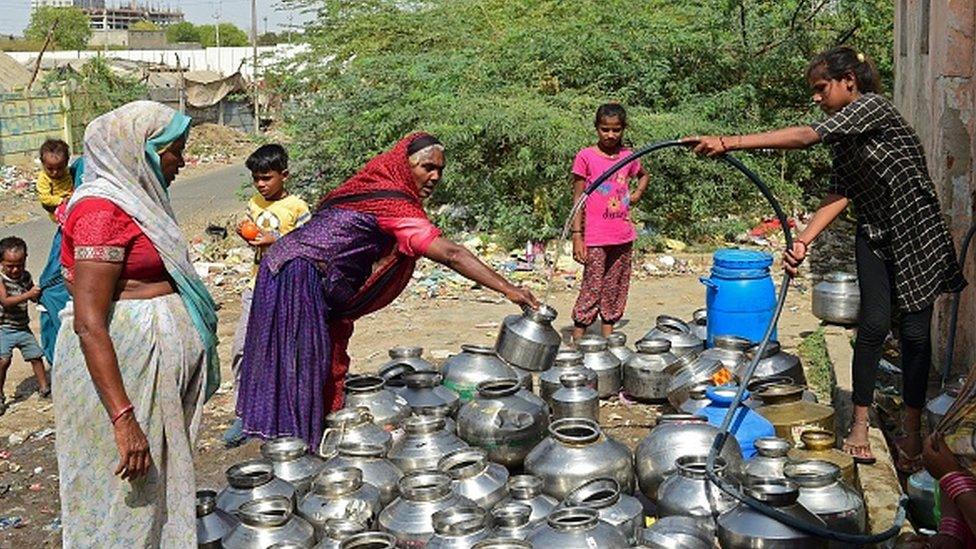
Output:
[783, 240, 808, 278]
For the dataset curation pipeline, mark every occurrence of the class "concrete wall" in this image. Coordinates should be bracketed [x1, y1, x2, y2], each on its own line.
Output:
[5, 45, 304, 79]
[894, 0, 976, 376]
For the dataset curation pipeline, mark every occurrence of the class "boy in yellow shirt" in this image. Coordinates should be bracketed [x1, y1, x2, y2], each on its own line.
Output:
[36, 139, 75, 221]
[224, 144, 310, 446]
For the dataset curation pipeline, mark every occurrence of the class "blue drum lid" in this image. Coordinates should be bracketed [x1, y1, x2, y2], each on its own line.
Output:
[713, 249, 773, 270]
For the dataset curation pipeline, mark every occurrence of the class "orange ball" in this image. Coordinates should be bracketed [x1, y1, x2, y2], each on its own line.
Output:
[239, 219, 260, 240]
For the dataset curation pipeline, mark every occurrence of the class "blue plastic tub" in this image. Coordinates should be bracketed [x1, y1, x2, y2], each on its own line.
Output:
[700, 249, 778, 347]
[697, 385, 775, 459]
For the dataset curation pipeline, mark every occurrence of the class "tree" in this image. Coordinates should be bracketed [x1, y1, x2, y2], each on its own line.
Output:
[165, 21, 200, 43]
[258, 31, 281, 46]
[198, 23, 250, 47]
[24, 6, 92, 51]
[130, 20, 160, 32]
[272, 0, 894, 245]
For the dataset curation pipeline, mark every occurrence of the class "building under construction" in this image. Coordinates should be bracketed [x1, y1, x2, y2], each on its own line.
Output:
[30, 0, 184, 30]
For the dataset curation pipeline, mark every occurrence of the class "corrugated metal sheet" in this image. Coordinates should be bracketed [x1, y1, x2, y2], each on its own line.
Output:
[0, 52, 31, 92]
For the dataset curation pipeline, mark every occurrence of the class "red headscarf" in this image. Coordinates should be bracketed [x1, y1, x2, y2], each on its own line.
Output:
[320, 132, 433, 219]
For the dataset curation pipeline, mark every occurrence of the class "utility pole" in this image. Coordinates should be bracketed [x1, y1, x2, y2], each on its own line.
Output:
[212, 0, 221, 73]
[251, 0, 259, 134]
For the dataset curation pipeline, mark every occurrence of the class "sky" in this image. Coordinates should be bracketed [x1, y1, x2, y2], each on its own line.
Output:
[0, 0, 315, 36]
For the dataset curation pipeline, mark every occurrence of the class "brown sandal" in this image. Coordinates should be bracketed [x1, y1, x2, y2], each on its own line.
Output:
[843, 419, 877, 465]
[892, 430, 923, 474]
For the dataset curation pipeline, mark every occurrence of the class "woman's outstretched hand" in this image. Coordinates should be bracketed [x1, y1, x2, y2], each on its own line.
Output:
[505, 286, 540, 310]
[783, 241, 807, 277]
[682, 136, 729, 157]
[924, 433, 963, 480]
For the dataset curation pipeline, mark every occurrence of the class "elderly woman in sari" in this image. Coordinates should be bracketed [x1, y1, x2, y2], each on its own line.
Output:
[237, 133, 538, 450]
[53, 101, 219, 546]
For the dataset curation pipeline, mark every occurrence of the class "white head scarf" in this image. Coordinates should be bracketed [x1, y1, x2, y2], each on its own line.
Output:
[68, 100, 220, 399]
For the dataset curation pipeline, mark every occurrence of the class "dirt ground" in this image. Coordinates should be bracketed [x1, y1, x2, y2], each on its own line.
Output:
[0, 250, 820, 547]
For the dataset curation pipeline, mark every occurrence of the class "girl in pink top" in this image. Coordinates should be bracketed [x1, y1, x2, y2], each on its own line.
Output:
[571, 103, 649, 342]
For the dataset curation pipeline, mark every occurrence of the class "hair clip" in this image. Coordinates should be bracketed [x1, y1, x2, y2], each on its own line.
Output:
[856, 52, 865, 62]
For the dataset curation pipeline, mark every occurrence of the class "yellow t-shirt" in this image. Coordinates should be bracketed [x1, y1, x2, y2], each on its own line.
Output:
[36, 170, 74, 220]
[247, 193, 311, 277]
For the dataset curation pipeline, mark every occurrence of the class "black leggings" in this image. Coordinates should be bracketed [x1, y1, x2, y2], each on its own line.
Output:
[852, 231, 933, 409]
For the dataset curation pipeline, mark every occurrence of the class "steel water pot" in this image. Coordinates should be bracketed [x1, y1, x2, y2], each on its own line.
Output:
[495, 304, 561, 371]
[926, 378, 962, 429]
[622, 338, 678, 402]
[389, 415, 468, 474]
[716, 479, 828, 549]
[217, 459, 297, 513]
[526, 507, 629, 549]
[689, 309, 708, 341]
[262, 437, 326, 498]
[746, 341, 805, 385]
[539, 350, 597, 405]
[635, 414, 743, 502]
[640, 515, 713, 549]
[413, 406, 457, 435]
[496, 475, 557, 523]
[397, 372, 461, 417]
[298, 467, 382, 539]
[456, 379, 549, 468]
[344, 375, 411, 433]
[313, 518, 369, 549]
[812, 272, 859, 325]
[678, 382, 713, 415]
[378, 472, 477, 547]
[524, 418, 634, 499]
[907, 469, 937, 530]
[489, 502, 539, 540]
[320, 407, 393, 458]
[324, 442, 403, 506]
[578, 335, 622, 398]
[784, 460, 866, 548]
[438, 447, 509, 509]
[666, 356, 732, 413]
[699, 335, 752, 374]
[754, 384, 835, 445]
[378, 346, 437, 381]
[427, 506, 491, 549]
[551, 372, 599, 422]
[441, 345, 520, 402]
[472, 538, 532, 549]
[562, 478, 643, 544]
[743, 437, 792, 483]
[656, 455, 737, 532]
[222, 496, 316, 549]
[606, 331, 634, 364]
[745, 375, 818, 408]
[641, 315, 704, 358]
[197, 490, 239, 549]
[339, 532, 398, 549]
[787, 429, 857, 487]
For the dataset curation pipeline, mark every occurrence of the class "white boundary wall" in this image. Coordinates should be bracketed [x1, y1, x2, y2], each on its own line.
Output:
[6, 44, 307, 78]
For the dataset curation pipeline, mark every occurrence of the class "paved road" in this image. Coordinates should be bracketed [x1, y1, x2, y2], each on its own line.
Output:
[12, 163, 249, 275]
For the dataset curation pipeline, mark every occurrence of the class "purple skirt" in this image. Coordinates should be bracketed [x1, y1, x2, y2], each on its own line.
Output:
[236, 258, 332, 450]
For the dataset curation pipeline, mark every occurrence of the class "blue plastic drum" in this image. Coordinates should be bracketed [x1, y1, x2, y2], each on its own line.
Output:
[700, 249, 777, 347]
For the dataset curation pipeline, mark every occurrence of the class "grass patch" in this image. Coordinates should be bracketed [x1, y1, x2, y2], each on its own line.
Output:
[799, 327, 834, 403]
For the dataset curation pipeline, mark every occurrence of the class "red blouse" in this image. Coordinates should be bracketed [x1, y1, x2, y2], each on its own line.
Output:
[61, 198, 168, 283]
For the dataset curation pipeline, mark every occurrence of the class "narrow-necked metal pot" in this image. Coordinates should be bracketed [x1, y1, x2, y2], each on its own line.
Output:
[319, 407, 392, 459]
[217, 459, 297, 513]
[495, 475, 557, 523]
[456, 379, 549, 468]
[539, 350, 597, 405]
[197, 489, 239, 549]
[261, 437, 325, 498]
[427, 506, 491, 549]
[388, 415, 468, 474]
[297, 467, 381, 539]
[323, 441, 403, 506]
[221, 495, 315, 549]
[438, 447, 509, 510]
[344, 375, 411, 433]
[561, 478, 643, 544]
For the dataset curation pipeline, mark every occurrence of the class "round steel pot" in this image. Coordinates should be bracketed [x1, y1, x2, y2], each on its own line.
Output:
[812, 272, 859, 325]
[784, 459, 866, 546]
[526, 507, 629, 549]
[261, 437, 326, 498]
[640, 515, 713, 549]
[396, 371, 461, 417]
[495, 475, 558, 523]
[438, 447, 509, 510]
[320, 407, 392, 459]
[323, 442, 402, 506]
[551, 372, 599, 422]
[388, 415, 468, 474]
[217, 459, 297, 513]
[221, 496, 315, 549]
[297, 467, 381, 539]
[746, 341, 805, 385]
[344, 375, 411, 433]
[562, 478, 643, 544]
[427, 506, 491, 549]
[540, 350, 597, 405]
[441, 344, 520, 402]
[606, 331, 634, 364]
[524, 418, 634, 500]
[656, 455, 737, 533]
[312, 518, 369, 549]
[635, 414, 743, 502]
[717, 479, 828, 548]
[495, 304, 561, 372]
[743, 436, 792, 483]
[456, 379, 549, 468]
[378, 346, 437, 381]
[688, 308, 708, 342]
[378, 472, 477, 547]
[338, 532, 398, 549]
[622, 338, 678, 402]
[489, 502, 539, 540]
[197, 489, 239, 549]
[641, 315, 704, 358]
[578, 335, 622, 398]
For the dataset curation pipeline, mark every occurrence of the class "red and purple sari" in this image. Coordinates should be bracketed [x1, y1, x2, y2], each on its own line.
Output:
[236, 134, 439, 450]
